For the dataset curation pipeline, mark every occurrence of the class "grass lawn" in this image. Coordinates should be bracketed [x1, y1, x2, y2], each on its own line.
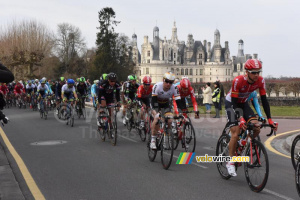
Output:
[196, 105, 300, 117]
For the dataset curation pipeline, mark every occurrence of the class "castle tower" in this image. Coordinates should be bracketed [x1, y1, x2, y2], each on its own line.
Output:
[153, 26, 160, 60]
[214, 29, 222, 62]
[237, 39, 244, 57]
[171, 21, 179, 44]
[132, 33, 137, 46]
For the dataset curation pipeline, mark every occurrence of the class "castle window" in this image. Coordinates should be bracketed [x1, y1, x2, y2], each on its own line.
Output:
[146, 68, 149, 74]
[200, 69, 203, 75]
[196, 69, 198, 75]
[199, 54, 203, 59]
[190, 69, 193, 75]
[228, 69, 230, 75]
[185, 69, 188, 75]
[147, 51, 150, 57]
[200, 78, 203, 82]
[174, 61, 176, 65]
[147, 59, 150, 63]
[171, 68, 174, 73]
[181, 69, 184, 75]
[174, 53, 176, 58]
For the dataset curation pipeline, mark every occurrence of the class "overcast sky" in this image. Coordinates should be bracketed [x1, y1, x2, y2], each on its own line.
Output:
[1, 0, 299, 77]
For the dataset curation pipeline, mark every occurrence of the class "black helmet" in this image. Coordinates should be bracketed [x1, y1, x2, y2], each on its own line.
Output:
[107, 73, 117, 81]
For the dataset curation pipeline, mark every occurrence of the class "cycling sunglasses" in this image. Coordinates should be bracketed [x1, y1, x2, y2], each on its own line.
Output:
[143, 83, 150, 86]
[164, 79, 174, 84]
[248, 71, 261, 75]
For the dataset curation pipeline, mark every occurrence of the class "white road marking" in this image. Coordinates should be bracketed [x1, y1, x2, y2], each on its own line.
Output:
[264, 189, 295, 200]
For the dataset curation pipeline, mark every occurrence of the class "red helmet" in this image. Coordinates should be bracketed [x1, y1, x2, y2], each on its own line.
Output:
[180, 78, 191, 89]
[244, 59, 262, 70]
[143, 76, 152, 84]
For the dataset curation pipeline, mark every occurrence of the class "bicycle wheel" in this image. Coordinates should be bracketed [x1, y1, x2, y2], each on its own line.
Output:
[161, 129, 174, 170]
[147, 117, 157, 162]
[296, 160, 300, 197]
[216, 134, 231, 180]
[244, 139, 269, 193]
[183, 121, 196, 152]
[82, 108, 86, 119]
[110, 114, 117, 146]
[291, 135, 300, 170]
[98, 126, 106, 141]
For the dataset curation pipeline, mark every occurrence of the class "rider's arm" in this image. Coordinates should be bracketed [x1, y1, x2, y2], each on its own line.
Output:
[173, 85, 182, 114]
[260, 95, 271, 119]
[251, 96, 263, 118]
[189, 87, 198, 112]
[115, 85, 121, 102]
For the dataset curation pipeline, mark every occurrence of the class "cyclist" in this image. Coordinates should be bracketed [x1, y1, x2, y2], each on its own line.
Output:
[150, 71, 182, 149]
[14, 81, 25, 102]
[0, 83, 9, 97]
[61, 79, 78, 117]
[121, 75, 139, 125]
[136, 76, 153, 129]
[225, 59, 278, 177]
[25, 80, 36, 108]
[172, 78, 199, 148]
[37, 79, 50, 110]
[55, 77, 65, 114]
[76, 77, 87, 110]
[91, 80, 99, 110]
[98, 73, 121, 127]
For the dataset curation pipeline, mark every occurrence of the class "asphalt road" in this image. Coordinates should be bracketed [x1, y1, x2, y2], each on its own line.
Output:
[0, 107, 299, 200]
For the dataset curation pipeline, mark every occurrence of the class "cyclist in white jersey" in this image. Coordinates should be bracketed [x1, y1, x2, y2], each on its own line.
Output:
[150, 71, 182, 149]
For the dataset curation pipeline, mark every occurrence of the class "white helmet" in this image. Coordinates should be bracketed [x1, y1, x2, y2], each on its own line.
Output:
[182, 76, 188, 80]
[163, 71, 176, 81]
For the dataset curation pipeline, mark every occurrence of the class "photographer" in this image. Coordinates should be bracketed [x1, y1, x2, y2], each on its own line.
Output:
[0, 62, 14, 124]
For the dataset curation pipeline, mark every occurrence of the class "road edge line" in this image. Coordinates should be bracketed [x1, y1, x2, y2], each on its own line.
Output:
[264, 129, 300, 159]
[0, 127, 45, 200]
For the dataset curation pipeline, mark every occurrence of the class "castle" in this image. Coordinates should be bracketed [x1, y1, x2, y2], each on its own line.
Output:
[131, 22, 260, 83]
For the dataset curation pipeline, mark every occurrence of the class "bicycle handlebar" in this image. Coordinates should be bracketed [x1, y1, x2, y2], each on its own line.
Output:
[247, 122, 276, 137]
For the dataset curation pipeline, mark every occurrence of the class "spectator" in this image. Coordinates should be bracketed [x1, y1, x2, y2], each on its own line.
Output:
[202, 82, 212, 113]
[212, 82, 221, 118]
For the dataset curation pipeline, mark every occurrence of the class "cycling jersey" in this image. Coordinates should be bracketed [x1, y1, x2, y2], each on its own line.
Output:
[76, 83, 87, 96]
[26, 84, 36, 94]
[61, 84, 76, 100]
[14, 84, 25, 95]
[226, 75, 266, 103]
[98, 80, 121, 104]
[55, 82, 64, 98]
[91, 84, 97, 97]
[173, 85, 198, 113]
[137, 85, 153, 99]
[50, 84, 56, 95]
[122, 81, 139, 100]
[0, 84, 9, 95]
[37, 84, 49, 97]
[151, 82, 181, 113]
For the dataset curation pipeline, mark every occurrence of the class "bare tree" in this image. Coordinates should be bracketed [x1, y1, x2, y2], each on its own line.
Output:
[55, 23, 86, 73]
[0, 19, 54, 79]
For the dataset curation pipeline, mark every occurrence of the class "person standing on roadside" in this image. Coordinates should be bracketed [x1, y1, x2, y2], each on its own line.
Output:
[212, 82, 221, 118]
[202, 82, 212, 113]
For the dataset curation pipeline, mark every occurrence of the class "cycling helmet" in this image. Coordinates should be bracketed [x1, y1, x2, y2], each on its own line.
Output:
[79, 77, 86, 82]
[142, 76, 152, 84]
[163, 71, 176, 81]
[128, 75, 137, 81]
[60, 77, 65, 81]
[67, 79, 75, 84]
[107, 73, 117, 81]
[41, 79, 46, 84]
[100, 73, 108, 81]
[244, 59, 262, 71]
[180, 78, 191, 89]
[76, 78, 80, 82]
[95, 80, 99, 84]
[35, 79, 39, 82]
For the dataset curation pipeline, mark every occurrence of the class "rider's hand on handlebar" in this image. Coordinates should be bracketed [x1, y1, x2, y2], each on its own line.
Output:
[268, 118, 278, 132]
[239, 117, 247, 131]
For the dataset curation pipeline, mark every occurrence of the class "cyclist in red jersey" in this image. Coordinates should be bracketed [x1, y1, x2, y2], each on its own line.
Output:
[14, 81, 25, 98]
[0, 83, 9, 96]
[225, 59, 278, 177]
[173, 78, 199, 118]
[136, 76, 153, 129]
